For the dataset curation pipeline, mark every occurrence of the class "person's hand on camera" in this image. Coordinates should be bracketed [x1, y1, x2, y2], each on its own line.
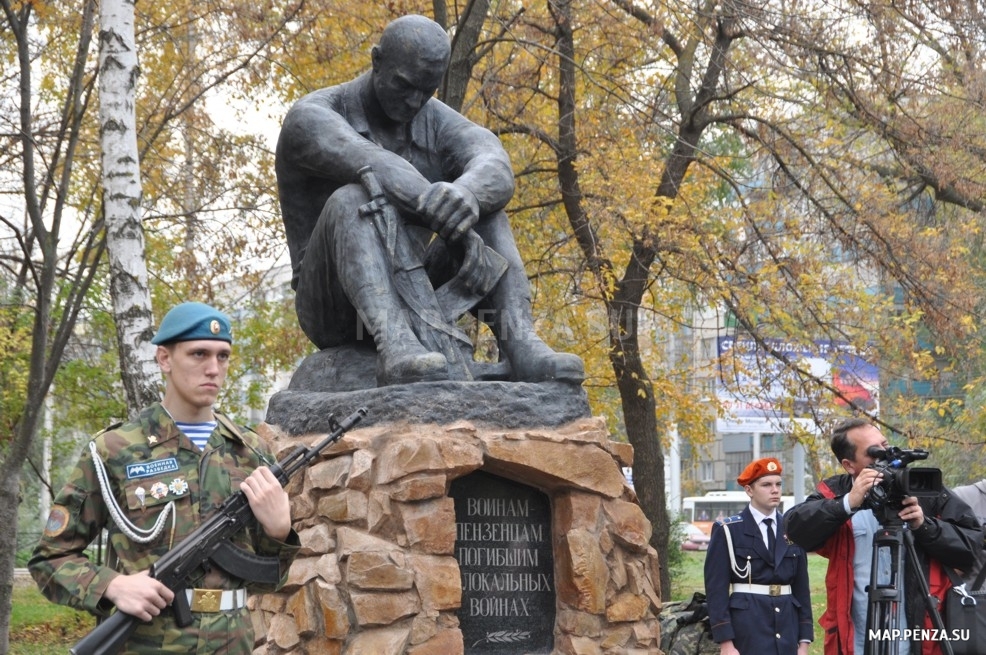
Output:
[848, 467, 883, 510]
[897, 495, 925, 530]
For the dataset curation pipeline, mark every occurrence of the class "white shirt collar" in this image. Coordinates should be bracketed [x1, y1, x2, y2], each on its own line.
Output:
[748, 504, 778, 525]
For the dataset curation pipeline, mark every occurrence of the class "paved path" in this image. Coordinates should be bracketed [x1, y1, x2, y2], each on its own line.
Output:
[14, 568, 33, 588]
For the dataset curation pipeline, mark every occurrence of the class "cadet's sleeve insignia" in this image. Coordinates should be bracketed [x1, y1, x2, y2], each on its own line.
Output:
[43, 505, 71, 537]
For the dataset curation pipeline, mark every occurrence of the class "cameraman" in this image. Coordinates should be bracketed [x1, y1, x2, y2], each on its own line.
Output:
[786, 418, 982, 655]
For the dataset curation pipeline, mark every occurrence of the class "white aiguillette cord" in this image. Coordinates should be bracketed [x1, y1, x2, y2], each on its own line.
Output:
[721, 521, 751, 580]
[89, 441, 176, 544]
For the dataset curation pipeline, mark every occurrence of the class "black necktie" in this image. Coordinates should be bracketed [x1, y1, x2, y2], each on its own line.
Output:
[764, 517, 776, 556]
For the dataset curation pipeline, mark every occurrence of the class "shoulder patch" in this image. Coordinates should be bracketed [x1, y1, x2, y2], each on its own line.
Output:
[43, 505, 71, 537]
[718, 514, 744, 525]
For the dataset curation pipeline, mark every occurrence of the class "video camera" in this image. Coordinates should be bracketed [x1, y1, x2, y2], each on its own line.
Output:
[861, 445, 943, 513]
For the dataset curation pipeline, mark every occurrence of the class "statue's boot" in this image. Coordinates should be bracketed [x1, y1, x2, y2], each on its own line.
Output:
[353, 284, 450, 386]
[465, 212, 585, 383]
[503, 331, 585, 383]
[378, 347, 449, 386]
[326, 186, 451, 386]
[492, 306, 585, 383]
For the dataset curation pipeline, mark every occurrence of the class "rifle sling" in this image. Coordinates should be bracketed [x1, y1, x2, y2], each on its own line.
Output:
[210, 541, 282, 586]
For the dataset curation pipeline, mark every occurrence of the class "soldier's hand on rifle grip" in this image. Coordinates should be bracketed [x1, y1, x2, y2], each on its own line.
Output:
[240, 466, 291, 541]
[103, 571, 174, 622]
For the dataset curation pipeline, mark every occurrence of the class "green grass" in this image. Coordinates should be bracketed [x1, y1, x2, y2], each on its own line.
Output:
[671, 550, 828, 655]
[10, 583, 94, 654]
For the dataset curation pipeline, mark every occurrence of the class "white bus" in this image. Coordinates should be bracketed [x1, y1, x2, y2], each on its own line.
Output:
[681, 491, 797, 535]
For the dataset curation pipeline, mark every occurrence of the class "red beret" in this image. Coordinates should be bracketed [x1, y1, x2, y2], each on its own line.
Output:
[736, 457, 783, 486]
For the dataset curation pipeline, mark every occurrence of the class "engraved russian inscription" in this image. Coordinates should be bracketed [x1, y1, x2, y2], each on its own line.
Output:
[451, 471, 555, 653]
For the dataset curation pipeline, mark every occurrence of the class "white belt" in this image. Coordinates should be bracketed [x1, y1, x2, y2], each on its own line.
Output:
[184, 588, 247, 612]
[730, 583, 792, 596]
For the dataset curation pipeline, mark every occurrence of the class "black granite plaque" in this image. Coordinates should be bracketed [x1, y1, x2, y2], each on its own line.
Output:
[451, 470, 555, 654]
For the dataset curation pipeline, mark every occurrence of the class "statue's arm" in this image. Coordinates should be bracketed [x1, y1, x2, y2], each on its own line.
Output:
[437, 111, 515, 217]
[278, 93, 433, 211]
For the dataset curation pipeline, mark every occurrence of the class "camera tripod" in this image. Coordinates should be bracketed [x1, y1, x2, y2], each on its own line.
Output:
[864, 511, 953, 655]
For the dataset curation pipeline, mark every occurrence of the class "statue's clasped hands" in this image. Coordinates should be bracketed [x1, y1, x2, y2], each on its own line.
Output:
[416, 181, 479, 243]
[417, 182, 501, 295]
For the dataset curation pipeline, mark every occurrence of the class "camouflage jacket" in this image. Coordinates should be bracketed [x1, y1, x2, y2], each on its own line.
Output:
[29, 403, 300, 647]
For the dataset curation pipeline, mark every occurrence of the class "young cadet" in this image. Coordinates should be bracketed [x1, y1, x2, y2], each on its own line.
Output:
[29, 302, 300, 653]
[704, 457, 814, 655]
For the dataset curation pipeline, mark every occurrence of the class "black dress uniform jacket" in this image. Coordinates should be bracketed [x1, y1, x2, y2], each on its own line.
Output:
[704, 506, 814, 653]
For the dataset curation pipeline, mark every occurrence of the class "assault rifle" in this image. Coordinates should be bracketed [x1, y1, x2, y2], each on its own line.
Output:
[70, 407, 368, 655]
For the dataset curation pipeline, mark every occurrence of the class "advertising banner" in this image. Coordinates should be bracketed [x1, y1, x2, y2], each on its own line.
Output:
[716, 336, 879, 420]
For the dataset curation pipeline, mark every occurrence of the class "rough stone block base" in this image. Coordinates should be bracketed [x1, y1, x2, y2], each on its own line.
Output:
[251, 417, 662, 655]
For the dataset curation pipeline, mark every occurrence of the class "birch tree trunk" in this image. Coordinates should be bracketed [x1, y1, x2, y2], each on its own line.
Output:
[98, 0, 159, 416]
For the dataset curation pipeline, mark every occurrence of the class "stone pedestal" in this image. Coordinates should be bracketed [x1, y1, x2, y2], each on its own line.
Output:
[253, 387, 662, 655]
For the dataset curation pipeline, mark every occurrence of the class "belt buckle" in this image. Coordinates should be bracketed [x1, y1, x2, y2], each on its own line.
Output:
[191, 588, 222, 612]
[769, 584, 781, 596]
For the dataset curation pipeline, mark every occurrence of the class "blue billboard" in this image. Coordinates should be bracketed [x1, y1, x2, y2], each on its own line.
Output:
[716, 336, 879, 419]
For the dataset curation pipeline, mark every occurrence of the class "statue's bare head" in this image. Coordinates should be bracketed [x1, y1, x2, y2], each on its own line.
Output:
[371, 15, 451, 123]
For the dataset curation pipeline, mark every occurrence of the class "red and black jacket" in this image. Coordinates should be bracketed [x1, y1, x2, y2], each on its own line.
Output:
[785, 474, 981, 655]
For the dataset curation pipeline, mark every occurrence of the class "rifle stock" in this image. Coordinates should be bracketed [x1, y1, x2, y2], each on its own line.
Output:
[70, 407, 368, 655]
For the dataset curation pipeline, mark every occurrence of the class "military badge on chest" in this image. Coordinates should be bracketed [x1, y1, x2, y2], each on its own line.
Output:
[146, 477, 189, 501]
[169, 477, 189, 496]
[150, 481, 169, 500]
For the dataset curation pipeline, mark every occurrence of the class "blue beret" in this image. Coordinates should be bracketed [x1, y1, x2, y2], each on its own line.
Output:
[151, 302, 233, 345]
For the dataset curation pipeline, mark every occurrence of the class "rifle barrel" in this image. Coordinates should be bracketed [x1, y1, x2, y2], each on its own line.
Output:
[70, 611, 138, 655]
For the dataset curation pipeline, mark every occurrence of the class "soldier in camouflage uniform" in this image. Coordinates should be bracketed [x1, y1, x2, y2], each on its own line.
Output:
[29, 302, 300, 654]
